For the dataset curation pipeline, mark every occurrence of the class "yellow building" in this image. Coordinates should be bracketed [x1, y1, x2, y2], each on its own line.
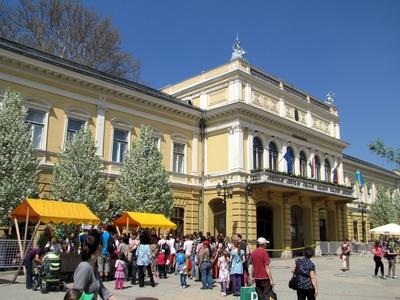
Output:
[1, 38, 399, 255]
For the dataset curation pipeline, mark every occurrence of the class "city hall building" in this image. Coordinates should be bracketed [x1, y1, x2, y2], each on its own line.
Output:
[1, 38, 399, 256]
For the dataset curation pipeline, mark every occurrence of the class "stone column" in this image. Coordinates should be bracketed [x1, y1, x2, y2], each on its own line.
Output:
[336, 203, 344, 241]
[228, 124, 244, 172]
[282, 197, 292, 258]
[248, 129, 254, 172]
[312, 202, 320, 243]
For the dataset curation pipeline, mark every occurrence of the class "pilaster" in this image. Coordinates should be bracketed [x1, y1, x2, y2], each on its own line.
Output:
[282, 197, 292, 258]
[228, 124, 244, 171]
[95, 97, 107, 157]
[312, 202, 321, 242]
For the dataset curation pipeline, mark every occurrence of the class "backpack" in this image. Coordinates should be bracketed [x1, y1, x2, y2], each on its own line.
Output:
[162, 242, 170, 256]
[107, 234, 115, 254]
[176, 252, 186, 264]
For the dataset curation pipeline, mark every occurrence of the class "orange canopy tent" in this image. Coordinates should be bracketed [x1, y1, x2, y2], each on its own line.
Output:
[10, 198, 100, 283]
[113, 211, 177, 231]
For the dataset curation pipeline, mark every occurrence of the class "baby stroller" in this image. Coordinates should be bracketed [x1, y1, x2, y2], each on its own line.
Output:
[32, 252, 66, 293]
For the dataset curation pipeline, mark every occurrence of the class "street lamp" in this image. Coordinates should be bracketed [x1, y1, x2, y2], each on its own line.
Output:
[216, 178, 233, 203]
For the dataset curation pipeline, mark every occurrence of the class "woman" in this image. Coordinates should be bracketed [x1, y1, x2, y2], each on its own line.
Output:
[294, 247, 318, 300]
[230, 240, 245, 297]
[339, 238, 351, 271]
[198, 238, 213, 290]
[136, 230, 156, 287]
[73, 229, 116, 300]
[117, 236, 130, 281]
[372, 241, 385, 278]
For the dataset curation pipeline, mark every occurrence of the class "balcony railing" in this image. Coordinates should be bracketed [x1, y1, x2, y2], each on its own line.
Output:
[250, 169, 354, 198]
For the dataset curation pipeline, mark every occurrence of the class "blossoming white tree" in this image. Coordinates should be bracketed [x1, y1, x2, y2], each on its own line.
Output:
[111, 125, 173, 218]
[0, 90, 38, 225]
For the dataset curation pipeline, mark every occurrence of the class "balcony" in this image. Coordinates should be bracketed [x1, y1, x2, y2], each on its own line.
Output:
[250, 169, 354, 199]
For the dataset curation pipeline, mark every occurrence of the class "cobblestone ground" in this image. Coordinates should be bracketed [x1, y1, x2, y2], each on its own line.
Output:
[1, 255, 399, 299]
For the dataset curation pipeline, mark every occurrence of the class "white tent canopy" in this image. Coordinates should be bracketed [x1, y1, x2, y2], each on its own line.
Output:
[369, 223, 400, 235]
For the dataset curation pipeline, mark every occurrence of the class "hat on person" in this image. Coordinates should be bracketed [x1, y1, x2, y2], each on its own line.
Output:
[257, 237, 269, 244]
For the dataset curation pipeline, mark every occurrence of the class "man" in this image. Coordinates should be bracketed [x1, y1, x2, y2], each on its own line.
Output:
[98, 225, 111, 281]
[191, 232, 201, 281]
[251, 237, 274, 298]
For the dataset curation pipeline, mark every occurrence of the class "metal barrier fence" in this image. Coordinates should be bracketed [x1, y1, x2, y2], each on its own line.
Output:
[317, 241, 374, 256]
[0, 239, 36, 269]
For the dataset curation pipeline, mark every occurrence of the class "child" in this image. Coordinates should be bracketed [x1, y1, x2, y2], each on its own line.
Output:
[218, 249, 230, 297]
[157, 249, 167, 279]
[176, 249, 188, 288]
[114, 252, 125, 289]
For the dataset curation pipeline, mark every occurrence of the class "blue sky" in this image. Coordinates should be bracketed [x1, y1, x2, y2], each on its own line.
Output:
[9, 0, 400, 169]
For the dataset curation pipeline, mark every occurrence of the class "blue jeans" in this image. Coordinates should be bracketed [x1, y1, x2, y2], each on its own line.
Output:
[200, 261, 213, 288]
[180, 273, 187, 287]
[190, 253, 197, 279]
[23, 258, 32, 289]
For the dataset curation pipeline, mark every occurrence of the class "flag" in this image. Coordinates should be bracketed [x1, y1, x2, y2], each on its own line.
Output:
[284, 149, 293, 174]
[333, 167, 338, 184]
[354, 169, 365, 186]
[310, 157, 316, 178]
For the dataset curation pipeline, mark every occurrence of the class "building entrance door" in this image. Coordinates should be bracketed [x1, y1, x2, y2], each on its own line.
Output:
[257, 206, 274, 250]
[211, 200, 226, 237]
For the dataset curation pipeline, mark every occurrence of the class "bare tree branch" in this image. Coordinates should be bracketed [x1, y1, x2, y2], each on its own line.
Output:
[0, 0, 141, 81]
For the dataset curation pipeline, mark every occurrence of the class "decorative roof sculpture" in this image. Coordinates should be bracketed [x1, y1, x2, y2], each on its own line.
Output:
[325, 91, 336, 106]
[231, 34, 246, 61]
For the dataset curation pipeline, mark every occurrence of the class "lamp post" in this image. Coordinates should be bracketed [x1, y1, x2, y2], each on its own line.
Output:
[358, 187, 368, 242]
[216, 178, 233, 203]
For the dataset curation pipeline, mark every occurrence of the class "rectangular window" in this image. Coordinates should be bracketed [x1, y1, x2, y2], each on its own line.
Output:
[67, 118, 84, 141]
[27, 109, 45, 149]
[173, 142, 185, 173]
[112, 129, 128, 163]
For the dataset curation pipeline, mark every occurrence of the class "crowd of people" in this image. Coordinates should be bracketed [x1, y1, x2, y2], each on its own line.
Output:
[21, 224, 400, 300]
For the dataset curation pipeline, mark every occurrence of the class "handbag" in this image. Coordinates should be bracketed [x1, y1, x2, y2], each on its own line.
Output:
[288, 260, 299, 290]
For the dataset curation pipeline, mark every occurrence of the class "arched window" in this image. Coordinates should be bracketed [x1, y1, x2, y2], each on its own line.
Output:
[285, 146, 295, 174]
[269, 142, 278, 171]
[315, 156, 321, 180]
[253, 137, 263, 171]
[324, 159, 331, 182]
[299, 151, 307, 177]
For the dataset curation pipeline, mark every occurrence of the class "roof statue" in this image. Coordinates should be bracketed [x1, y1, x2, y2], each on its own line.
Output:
[325, 91, 335, 106]
[231, 34, 246, 61]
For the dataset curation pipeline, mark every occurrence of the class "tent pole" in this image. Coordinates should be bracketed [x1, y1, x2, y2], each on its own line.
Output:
[14, 218, 23, 260]
[126, 218, 129, 235]
[23, 206, 30, 254]
[12, 220, 41, 283]
[116, 226, 121, 236]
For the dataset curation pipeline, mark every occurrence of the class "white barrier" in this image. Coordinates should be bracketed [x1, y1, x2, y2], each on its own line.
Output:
[0, 239, 35, 269]
[317, 241, 373, 256]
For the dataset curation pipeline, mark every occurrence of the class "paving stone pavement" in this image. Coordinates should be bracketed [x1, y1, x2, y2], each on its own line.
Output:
[1, 255, 399, 299]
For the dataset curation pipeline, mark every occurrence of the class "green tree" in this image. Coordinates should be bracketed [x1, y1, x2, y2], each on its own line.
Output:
[53, 127, 106, 218]
[0, 89, 38, 225]
[369, 139, 400, 168]
[369, 188, 399, 226]
[0, 0, 141, 81]
[111, 125, 173, 218]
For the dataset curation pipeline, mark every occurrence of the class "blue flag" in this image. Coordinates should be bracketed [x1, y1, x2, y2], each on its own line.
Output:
[354, 169, 365, 186]
[284, 149, 293, 174]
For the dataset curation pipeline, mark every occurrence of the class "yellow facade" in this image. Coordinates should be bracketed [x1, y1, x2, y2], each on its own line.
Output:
[1, 39, 399, 256]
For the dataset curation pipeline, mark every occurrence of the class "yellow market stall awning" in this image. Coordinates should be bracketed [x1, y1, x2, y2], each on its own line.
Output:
[10, 198, 100, 225]
[113, 212, 177, 229]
